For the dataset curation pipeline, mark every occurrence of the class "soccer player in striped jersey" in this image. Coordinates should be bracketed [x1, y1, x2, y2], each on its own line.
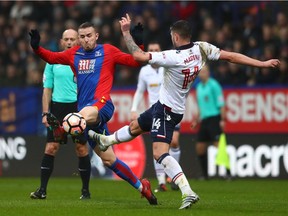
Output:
[130, 41, 181, 192]
[89, 14, 280, 209]
[29, 22, 157, 205]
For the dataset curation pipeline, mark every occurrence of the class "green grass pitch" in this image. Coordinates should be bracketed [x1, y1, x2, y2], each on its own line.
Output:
[0, 177, 287, 216]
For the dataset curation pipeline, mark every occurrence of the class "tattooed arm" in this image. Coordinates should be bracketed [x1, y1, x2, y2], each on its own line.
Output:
[119, 13, 150, 63]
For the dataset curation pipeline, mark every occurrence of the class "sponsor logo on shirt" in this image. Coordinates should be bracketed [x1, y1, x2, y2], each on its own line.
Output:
[78, 59, 96, 74]
[95, 51, 102, 57]
[149, 83, 160, 87]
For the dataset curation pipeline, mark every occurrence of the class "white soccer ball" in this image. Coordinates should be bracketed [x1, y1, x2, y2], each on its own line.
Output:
[62, 112, 86, 135]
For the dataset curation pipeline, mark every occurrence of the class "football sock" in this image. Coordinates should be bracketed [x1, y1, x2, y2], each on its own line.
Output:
[169, 147, 181, 163]
[108, 158, 141, 190]
[158, 153, 193, 195]
[108, 125, 134, 144]
[78, 155, 91, 191]
[153, 159, 166, 185]
[198, 153, 208, 178]
[40, 154, 54, 191]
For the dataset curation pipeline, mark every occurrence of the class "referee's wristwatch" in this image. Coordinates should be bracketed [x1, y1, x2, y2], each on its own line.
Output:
[42, 112, 49, 118]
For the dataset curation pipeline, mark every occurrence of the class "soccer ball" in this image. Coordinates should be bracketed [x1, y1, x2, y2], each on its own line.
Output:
[62, 112, 86, 135]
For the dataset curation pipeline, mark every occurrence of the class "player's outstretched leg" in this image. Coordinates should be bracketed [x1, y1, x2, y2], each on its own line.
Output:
[88, 130, 110, 151]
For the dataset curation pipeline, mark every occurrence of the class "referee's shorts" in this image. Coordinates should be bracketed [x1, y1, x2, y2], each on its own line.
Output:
[197, 115, 222, 142]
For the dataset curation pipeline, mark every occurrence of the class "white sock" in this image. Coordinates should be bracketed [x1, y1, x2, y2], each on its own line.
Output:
[107, 125, 134, 144]
[153, 159, 166, 185]
[169, 147, 181, 163]
[161, 155, 193, 196]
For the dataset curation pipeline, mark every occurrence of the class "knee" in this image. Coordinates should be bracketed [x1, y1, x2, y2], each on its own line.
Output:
[102, 159, 114, 167]
[99, 149, 117, 167]
[44, 142, 59, 155]
[75, 144, 88, 157]
[196, 142, 207, 155]
[129, 120, 142, 136]
[170, 139, 179, 148]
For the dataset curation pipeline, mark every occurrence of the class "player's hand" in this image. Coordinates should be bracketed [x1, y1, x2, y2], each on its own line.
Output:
[130, 111, 138, 121]
[131, 23, 144, 46]
[190, 120, 199, 129]
[42, 115, 50, 127]
[263, 59, 280, 68]
[29, 29, 40, 49]
[119, 13, 131, 33]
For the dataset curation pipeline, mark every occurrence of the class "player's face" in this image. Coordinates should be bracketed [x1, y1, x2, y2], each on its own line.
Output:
[148, 43, 161, 68]
[147, 43, 161, 52]
[78, 27, 99, 51]
[198, 66, 210, 82]
[61, 29, 78, 50]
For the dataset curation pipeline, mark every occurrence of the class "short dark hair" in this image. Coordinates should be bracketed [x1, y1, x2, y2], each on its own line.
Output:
[170, 20, 192, 40]
[147, 40, 161, 47]
[79, 22, 95, 30]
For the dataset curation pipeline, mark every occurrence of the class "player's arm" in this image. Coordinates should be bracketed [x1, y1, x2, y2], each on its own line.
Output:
[109, 45, 141, 67]
[42, 63, 53, 127]
[130, 89, 143, 121]
[191, 102, 200, 129]
[219, 50, 280, 68]
[119, 14, 150, 63]
[130, 69, 146, 120]
[42, 88, 52, 127]
[29, 29, 73, 65]
[35, 47, 73, 65]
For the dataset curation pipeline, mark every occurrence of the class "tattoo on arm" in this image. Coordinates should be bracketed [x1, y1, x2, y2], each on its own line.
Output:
[123, 34, 145, 55]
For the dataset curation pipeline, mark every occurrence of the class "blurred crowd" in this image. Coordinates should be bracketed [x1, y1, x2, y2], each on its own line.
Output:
[0, 1, 287, 88]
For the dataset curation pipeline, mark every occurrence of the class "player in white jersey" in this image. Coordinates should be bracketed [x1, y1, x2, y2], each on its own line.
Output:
[89, 14, 280, 209]
[130, 41, 181, 192]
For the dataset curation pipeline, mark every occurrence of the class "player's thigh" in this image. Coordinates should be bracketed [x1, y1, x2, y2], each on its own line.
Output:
[153, 142, 170, 159]
[208, 115, 222, 142]
[129, 119, 145, 135]
[50, 101, 77, 122]
[44, 142, 60, 155]
[79, 106, 99, 124]
[150, 102, 183, 145]
[170, 130, 180, 148]
[75, 142, 89, 157]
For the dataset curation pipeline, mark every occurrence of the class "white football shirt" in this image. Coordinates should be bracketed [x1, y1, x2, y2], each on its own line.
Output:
[148, 41, 221, 114]
[131, 64, 164, 111]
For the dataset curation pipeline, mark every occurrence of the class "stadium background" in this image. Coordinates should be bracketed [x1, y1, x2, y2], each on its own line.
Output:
[0, 1, 287, 179]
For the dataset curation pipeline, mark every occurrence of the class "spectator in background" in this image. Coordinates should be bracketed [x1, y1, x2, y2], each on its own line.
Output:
[0, 1, 287, 87]
[276, 57, 288, 84]
[227, 63, 248, 86]
[1, 64, 25, 86]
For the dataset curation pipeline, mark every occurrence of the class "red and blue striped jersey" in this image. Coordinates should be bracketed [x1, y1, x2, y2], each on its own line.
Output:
[35, 44, 140, 110]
